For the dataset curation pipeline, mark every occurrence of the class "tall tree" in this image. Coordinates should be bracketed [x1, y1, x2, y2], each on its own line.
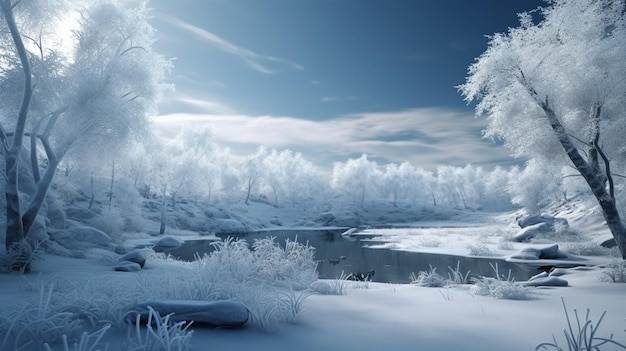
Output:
[0, 0, 170, 269]
[459, 0, 626, 258]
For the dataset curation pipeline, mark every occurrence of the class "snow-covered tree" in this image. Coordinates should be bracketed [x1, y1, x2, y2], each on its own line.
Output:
[0, 0, 170, 269]
[331, 154, 382, 209]
[507, 159, 563, 214]
[459, 0, 626, 258]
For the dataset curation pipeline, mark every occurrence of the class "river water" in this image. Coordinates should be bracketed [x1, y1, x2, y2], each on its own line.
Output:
[164, 228, 540, 284]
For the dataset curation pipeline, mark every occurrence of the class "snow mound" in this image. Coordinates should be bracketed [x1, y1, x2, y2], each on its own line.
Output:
[130, 300, 250, 327]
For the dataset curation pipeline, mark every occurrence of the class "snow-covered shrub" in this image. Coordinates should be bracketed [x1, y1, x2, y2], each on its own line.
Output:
[536, 298, 626, 351]
[87, 210, 124, 241]
[4, 237, 46, 273]
[0, 284, 83, 350]
[562, 242, 619, 257]
[419, 236, 442, 248]
[124, 307, 193, 351]
[410, 266, 447, 287]
[599, 260, 626, 283]
[471, 264, 534, 300]
[466, 242, 496, 257]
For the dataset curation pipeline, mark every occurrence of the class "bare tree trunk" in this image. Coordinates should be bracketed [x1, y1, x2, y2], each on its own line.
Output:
[108, 162, 115, 212]
[2, 0, 34, 271]
[159, 187, 167, 235]
[533, 95, 626, 258]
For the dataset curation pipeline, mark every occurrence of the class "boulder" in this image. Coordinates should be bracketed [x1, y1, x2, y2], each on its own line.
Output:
[508, 247, 541, 260]
[65, 206, 99, 221]
[130, 300, 250, 328]
[549, 268, 569, 277]
[519, 276, 568, 287]
[507, 244, 568, 261]
[517, 214, 569, 229]
[114, 261, 142, 272]
[154, 235, 184, 251]
[49, 225, 112, 250]
[512, 222, 552, 242]
[119, 249, 147, 268]
[213, 218, 246, 234]
[538, 244, 567, 259]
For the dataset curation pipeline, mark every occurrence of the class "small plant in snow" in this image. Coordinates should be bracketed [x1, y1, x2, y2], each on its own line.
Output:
[447, 261, 471, 285]
[310, 273, 349, 295]
[599, 260, 626, 283]
[279, 290, 313, 323]
[5, 238, 46, 273]
[43, 324, 111, 351]
[536, 297, 626, 351]
[124, 307, 193, 351]
[466, 242, 496, 257]
[418, 236, 442, 247]
[1, 283, 82, 350]
[471, 263, 534, 300]
[410, 266, 447, 287]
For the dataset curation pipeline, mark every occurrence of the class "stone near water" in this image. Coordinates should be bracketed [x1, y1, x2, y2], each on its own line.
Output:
[154, 235, 184, 251]
[119, 249, 147, 268]
[512, 223, 552, 242]
[519, 276, 568, 287]
[114, 261, 142, 272]
[130, 300, 250, 328]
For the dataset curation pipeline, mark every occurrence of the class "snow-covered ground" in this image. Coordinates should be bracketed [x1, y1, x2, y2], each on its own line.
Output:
[1, 198, 625, 351]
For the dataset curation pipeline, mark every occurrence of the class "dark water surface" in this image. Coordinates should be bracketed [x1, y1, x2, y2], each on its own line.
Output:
[166, 229, 540, 284]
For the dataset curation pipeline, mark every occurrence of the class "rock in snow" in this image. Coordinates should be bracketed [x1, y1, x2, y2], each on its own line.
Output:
[512, 223, 552, 242]
[154, 235, 184, 251]
[507, 244, 568, 260]
[130, 300, 250, 327]
[114, 261, 142, 272]
[119, 249, 147, 268]
[519, 276, 568, 287]
[49, 225, 112, 250]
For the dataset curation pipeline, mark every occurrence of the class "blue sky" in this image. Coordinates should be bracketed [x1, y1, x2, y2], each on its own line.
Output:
[150, 0, 544, 169]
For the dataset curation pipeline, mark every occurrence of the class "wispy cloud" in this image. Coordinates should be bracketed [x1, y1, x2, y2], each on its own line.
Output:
[154, 108, 515, 169]
[321, 96, 361, 103]
[158, 14, 303, 74]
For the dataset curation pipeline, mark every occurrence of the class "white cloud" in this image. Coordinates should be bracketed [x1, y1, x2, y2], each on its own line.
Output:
[158, 14, 303, 74]
[153, 108, 515, 169]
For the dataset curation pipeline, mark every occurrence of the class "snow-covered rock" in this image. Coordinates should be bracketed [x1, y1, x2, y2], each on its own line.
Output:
[65, 206, 99, 221]
[519, 276, 568, 287]
[213, 218, 246, 234]
[130, 300, 250, 327]
[49, 225, 112, 250]
[154, 235, 184, 251]
[114, 261, 142, 272]
[512, 222, 552, 242]
[517, 214, 568, 229]
[507, 244, 568, 260]
[119, 249, 147, 268]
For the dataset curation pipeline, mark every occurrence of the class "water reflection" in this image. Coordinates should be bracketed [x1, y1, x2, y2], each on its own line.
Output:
[167, 229, 539, 284]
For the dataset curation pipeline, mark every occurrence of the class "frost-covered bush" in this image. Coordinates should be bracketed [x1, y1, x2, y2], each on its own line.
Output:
[599, 260, 626, 283]
[410, 266, 447, 287]
[191, 237, 317, 292]
[563, 242, 619, 257]
[0, 284, 83, 350]
[471, 264, 534, 300]
[466, 242, 497, 257]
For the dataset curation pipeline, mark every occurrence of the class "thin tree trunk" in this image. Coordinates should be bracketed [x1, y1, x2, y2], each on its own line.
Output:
[108, 162, 115, 212]
[2, 0, 34, 269]
[536, 96, 626, 258]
